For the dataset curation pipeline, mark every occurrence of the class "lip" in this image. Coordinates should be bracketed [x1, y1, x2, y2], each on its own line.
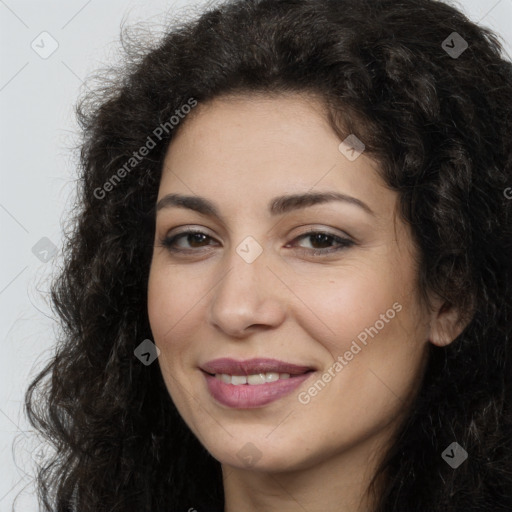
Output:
[200, 357, 315, 376]
[200, 358, 315, 409]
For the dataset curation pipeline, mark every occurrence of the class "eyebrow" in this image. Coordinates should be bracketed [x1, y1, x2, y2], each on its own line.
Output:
[155, 191, 375, 219]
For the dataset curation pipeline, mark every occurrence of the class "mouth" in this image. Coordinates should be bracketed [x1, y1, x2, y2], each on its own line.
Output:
[199, 357, 316, 408]
[200, 357, 315, 377]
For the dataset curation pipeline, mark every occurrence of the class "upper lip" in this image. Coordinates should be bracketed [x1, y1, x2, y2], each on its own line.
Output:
[200, 358, 315, 376]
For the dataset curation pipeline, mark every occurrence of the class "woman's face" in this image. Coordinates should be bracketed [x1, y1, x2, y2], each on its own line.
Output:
[148, 93, 434, 473]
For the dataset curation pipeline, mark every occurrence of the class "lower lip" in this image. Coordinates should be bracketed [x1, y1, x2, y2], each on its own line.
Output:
[202, 371, 314, 408]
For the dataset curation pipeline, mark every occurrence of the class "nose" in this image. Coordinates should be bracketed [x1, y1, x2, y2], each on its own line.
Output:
[207, 242, 287, 338]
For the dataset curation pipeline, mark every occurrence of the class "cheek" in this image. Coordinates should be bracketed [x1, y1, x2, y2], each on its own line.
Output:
[287, 284, 426, 457]
[147, 264, 202, 407]
[288, 261, 408, 357]
[294, 261, 427, 423]
[147, 261, 202, 344]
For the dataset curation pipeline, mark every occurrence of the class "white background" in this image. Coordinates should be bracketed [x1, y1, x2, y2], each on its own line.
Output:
[1, 0, 511, 510]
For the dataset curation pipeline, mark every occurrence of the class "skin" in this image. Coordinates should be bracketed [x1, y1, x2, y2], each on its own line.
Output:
[147, 93, 464, 512]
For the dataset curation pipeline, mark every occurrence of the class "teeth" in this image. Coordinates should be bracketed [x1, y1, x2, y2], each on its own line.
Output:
[231, 375, 248, 385]
[215, 372, 292, 385]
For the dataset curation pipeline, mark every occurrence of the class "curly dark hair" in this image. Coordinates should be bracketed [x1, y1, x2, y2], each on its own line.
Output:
[24, 0, 512, 510]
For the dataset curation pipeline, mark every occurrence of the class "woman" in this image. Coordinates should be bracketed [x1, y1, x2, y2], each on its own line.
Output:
[25, 0, 512, 510]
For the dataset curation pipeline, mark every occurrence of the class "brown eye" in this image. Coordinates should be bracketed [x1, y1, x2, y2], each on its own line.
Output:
[160, 229, 354, 257]
[289, 231, 354, 256]
[161, 230, 218, 252]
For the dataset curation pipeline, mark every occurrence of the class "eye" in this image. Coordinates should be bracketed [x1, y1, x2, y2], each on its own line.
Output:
[159, 228, 355, 257]
[287, 230, 355, 256]
[160, 229, 217, 252]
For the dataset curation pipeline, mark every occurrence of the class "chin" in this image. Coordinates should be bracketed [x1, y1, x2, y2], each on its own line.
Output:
[204, 434, 321, 473]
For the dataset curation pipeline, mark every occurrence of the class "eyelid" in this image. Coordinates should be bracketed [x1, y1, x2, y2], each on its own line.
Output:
[162, 224, 353, 241]
[165, 226, 214, 238]
[158, 225, 355, 256]
[292, 224, 353, 240]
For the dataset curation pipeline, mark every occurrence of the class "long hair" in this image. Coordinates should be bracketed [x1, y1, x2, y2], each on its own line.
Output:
[25, 0, 512, 510]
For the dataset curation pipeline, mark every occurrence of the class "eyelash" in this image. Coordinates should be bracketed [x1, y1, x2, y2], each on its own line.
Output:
[159, 229, 355, 257]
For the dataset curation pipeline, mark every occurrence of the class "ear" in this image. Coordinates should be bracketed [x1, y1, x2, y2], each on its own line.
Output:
[428, 300, 470, 347]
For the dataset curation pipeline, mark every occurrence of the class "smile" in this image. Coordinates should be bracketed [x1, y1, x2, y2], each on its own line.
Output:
[201, 369, 315, 408]
[199, 357, 316, 408]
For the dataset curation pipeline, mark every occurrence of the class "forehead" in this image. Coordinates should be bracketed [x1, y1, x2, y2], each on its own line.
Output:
[164, 93, 333, 162]
[159, 93, 393, 218]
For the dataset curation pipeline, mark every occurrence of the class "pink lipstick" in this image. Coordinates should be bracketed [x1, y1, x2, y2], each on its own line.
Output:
[200, 357, 315, 408]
